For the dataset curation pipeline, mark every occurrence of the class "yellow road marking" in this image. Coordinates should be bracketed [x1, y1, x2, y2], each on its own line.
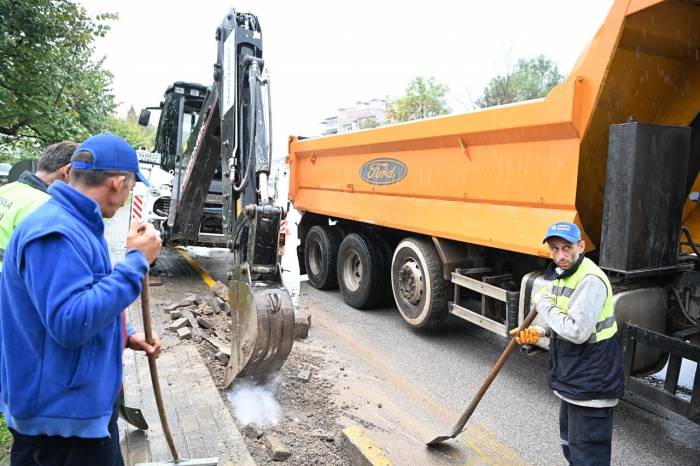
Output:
[342, 425, 392, 466]
[175, 247, 216, 288]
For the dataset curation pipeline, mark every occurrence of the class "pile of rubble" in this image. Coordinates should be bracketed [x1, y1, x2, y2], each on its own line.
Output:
[160, 281, 310, 353]
[157, 283, 340, 464]
[158, 282, 235, 368]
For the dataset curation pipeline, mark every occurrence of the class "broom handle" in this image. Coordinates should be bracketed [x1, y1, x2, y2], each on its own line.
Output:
[140, 277, 180, 462]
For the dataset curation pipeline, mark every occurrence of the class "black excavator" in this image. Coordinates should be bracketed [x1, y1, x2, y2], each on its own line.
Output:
[144, 9, 294, 387]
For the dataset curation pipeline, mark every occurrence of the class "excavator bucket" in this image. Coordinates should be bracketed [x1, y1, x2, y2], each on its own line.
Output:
[223, 274, 295, 387]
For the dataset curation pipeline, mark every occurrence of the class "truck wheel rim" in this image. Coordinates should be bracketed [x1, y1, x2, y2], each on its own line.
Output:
[308, 240, 322, 276]
[342, 251, 362, 291]
[398, 259, 423, 305]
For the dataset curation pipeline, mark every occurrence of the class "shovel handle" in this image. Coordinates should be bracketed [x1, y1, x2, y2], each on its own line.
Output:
[140, 277, 180, 462]
[450, 308, 539, 434]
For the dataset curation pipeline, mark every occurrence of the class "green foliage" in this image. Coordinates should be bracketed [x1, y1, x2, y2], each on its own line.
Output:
[0, 137, 42, 164]
[358, 116, 380, 130]
[0, 414, 11, 459]
[0, 0, 117, 157]
[106, 114, 155, 150]
[386, 77, 450, 122]
[475, 55, 564, 108]
[126, 105, 137, 123]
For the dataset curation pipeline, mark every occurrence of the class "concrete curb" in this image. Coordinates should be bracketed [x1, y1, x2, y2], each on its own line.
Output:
[341, 425, 392, 466]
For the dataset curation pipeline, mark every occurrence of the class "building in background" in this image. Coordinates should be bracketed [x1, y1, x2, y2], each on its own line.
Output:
[321, 99, 387, 135]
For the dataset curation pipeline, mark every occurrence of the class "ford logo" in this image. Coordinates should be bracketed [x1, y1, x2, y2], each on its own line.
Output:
[359, 158, 407, 185]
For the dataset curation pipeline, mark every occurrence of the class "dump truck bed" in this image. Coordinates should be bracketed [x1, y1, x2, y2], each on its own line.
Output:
[289, 0, 700, 257]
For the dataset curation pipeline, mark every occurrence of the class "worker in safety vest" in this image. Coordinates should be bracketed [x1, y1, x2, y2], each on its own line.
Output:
[510, 221, 624, 466]
[0, 141, 75, 271]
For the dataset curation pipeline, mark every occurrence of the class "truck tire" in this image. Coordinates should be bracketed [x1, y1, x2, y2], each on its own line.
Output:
[368, 233, 393, 304]
[304, 225, 341, 289]
[337, 233, 386, 309]
[391, 238, 448, 327]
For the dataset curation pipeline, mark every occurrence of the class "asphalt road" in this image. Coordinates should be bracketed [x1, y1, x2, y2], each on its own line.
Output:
[299, 282, 700, 466]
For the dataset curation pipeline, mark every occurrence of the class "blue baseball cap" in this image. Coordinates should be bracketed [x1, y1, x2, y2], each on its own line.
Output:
[543, 221, 581, 244]
[72, 133, 150, 186]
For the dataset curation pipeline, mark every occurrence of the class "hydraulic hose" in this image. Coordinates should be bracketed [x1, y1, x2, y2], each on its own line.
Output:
[233, 58, 259, 193]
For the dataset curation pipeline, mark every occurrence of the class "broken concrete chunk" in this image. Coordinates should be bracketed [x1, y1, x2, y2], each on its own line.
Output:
[294, 313, 311, 340]
[168, 317, 189, 331]
[222, 302, 231, 316]
[212, 281, 229, 302]
[169, 310, 183, 320]
[296, 370, 311, 382]
[196, 316, 212, 329]
[242, 422, 264, 440]
[204, 295, 223, 314]
[176, 327, 192, 340]
[215, 351, 229, 365]
[180, 294, 199, 306]
[186, 316, 198, 331]
[263, 435, 291, 461]
[163, 301, 184, 312]
[205, 336, 231, 356]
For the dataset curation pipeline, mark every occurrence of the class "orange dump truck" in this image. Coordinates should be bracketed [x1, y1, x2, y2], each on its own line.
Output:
[289, 0, 700, 423]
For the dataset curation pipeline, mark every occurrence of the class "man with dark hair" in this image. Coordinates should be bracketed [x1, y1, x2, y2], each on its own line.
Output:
[0, 141, 75, 271]
[0, 133, 162, 466]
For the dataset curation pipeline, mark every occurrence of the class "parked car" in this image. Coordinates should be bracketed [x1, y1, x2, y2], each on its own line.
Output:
[0, 163, 12, 186]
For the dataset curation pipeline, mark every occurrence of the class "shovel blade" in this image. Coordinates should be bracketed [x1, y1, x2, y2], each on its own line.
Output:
[118, 396, 149, 431]
[135, 457, 219, 466]
[426, 432, 459, 447]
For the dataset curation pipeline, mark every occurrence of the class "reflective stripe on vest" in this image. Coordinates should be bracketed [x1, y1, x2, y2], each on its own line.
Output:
[552, 257, 616, 343]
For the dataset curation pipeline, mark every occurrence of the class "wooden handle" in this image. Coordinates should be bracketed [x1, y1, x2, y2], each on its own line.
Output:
[140, 278, 179, 462]
[451, 308, 539, 433]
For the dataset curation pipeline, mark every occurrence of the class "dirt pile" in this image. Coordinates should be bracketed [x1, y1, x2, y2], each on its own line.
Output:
[160, 286, 350, 465]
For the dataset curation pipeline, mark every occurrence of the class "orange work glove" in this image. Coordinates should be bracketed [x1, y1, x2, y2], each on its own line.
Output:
[509, 325, 546, 345]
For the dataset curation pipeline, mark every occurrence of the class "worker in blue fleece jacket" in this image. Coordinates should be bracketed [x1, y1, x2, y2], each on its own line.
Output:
[0, 133, 162, 466]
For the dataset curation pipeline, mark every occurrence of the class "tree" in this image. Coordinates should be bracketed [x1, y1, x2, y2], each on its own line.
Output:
[358, 117, 380, 130]
[106, 114, 155, 150]
[386, 77, 450, 122]
[475, 55, 564, 108]
[0, 0, 116, 161]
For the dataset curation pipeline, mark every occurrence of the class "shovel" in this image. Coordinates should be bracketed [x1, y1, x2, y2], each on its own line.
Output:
[426, 308, 538, 446]
[136, 277, 219, 466]
[117, 391, 148, 431]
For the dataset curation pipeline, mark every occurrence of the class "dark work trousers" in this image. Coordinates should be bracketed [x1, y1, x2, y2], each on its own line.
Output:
[559, 399, 614, 466]
[9, 403, 124, 466]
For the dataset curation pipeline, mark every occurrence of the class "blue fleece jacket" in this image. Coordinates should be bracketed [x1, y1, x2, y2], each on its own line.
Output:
[0, 181, 148, 438]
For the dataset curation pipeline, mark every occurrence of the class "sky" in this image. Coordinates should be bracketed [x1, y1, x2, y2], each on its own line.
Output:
[77, 0, 613, 156]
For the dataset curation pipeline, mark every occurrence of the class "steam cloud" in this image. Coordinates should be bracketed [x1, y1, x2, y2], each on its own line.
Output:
[227, 375, 282, 426]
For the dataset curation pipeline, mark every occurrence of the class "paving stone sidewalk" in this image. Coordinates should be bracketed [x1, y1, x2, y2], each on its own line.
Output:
[119, 293, 255, 466]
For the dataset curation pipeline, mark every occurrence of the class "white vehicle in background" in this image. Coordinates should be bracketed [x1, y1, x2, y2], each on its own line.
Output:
[0, 162, 12, 186]
[132, 149, 173, 231]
